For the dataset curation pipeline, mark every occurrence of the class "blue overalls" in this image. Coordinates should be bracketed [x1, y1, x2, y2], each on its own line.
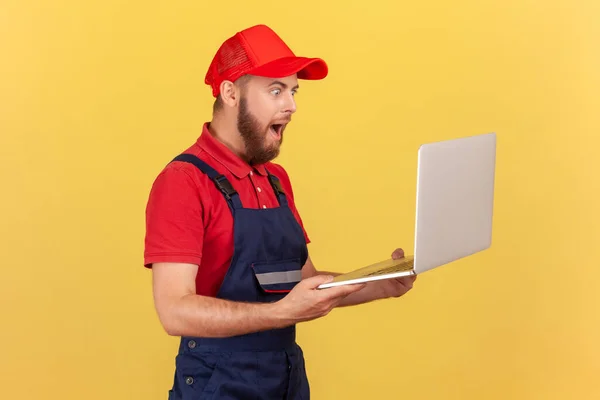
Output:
[167, 154, 310, 400]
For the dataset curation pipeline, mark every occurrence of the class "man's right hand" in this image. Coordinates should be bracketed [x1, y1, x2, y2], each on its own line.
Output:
[273, 275, 366, 324]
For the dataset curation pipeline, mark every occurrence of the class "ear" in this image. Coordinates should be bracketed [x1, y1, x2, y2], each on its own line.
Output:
[219, 80, 241, 108]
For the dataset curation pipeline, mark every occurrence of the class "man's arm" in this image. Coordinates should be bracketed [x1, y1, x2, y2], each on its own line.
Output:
[301, 249, 416, 307]
[152, 261, 366, 338]
[152, 262, 286, 337]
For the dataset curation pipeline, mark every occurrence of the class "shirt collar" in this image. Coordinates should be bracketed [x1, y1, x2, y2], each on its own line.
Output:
[196, 123, 268, 178]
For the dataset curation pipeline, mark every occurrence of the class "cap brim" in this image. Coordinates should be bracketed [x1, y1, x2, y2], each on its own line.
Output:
[247, 56, 328, 80]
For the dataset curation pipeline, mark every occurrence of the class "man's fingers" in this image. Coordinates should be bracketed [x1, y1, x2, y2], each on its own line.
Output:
[395, 275, 416, 289]
[301, 274, 335, 289]
[391, 248, 405, 260]
[321, 283, 365, 298]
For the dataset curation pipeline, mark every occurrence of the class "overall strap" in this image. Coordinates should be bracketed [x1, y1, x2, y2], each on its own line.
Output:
[171, 154, 243, 211]
[266, 170, 288, 206]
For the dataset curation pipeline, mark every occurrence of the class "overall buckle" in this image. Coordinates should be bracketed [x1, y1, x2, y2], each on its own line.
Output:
[214, 175, 237, 199]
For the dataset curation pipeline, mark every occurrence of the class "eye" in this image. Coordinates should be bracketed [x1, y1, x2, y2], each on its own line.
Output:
[271, 88, 281, 95]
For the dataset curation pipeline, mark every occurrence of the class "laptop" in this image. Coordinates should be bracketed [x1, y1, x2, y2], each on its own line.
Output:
[318, 132, 496, 289]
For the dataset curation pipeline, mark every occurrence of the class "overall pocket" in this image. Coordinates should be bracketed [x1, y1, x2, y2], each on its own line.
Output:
[251, 258, 303, 294]
[175, 352, 229, 399]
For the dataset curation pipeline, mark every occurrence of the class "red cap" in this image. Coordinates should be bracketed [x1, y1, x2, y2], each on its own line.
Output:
[205, 24, 329, 97]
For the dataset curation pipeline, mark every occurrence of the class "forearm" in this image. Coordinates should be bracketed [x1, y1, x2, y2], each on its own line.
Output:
[161, 294, 289, 338]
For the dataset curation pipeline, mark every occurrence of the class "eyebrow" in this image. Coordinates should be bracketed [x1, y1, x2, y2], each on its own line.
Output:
[269, 80, 300, 90]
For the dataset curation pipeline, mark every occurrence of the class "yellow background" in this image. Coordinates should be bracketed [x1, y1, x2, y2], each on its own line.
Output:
[1, 0, 599, 399]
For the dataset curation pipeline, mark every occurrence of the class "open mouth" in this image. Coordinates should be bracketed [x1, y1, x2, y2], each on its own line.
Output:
[269, 124, 284, 140]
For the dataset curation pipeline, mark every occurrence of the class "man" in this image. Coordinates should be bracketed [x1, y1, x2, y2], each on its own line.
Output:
[144, 24, 416, 400]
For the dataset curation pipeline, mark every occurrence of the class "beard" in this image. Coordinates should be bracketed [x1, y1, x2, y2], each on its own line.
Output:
[237, 97, 283, 165]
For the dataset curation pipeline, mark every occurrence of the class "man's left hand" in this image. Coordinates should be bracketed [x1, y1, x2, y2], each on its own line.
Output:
[378, 248, 417, 299]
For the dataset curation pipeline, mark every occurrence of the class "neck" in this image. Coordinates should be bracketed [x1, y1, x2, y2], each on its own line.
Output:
[208, 113, 247, 161]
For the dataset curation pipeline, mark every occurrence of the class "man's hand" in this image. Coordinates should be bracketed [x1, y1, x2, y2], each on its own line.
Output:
[297, 248, 417, 309]
[274, 274, 366, 324]
[334, 247, 417, 306]
[377, 248, 417, 299]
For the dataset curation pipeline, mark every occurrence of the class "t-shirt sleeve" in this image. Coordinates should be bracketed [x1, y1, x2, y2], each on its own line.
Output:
[270, 165, 311, 244]
[144, 165, 205, 268]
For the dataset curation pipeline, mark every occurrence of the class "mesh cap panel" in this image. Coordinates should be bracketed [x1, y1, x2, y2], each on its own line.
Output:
[205, 36, 254, 96]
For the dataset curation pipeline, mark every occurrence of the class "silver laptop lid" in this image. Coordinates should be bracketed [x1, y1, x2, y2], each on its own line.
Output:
[413, 132, 496, 273]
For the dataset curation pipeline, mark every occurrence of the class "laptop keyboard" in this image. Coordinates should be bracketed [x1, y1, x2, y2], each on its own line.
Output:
[363, 258, 415, 277]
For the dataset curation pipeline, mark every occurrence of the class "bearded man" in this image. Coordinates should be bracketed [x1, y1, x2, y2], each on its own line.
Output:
[143, 24, 416, 400]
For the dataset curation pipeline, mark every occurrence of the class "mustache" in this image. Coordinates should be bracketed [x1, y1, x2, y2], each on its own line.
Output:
[270, 117, 292, 125]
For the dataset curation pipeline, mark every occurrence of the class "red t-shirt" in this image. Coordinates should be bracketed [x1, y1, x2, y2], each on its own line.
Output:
[144, 123, 310, 297]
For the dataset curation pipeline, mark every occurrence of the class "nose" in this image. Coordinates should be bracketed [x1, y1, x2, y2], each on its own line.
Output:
[282, 92, 297, 114]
